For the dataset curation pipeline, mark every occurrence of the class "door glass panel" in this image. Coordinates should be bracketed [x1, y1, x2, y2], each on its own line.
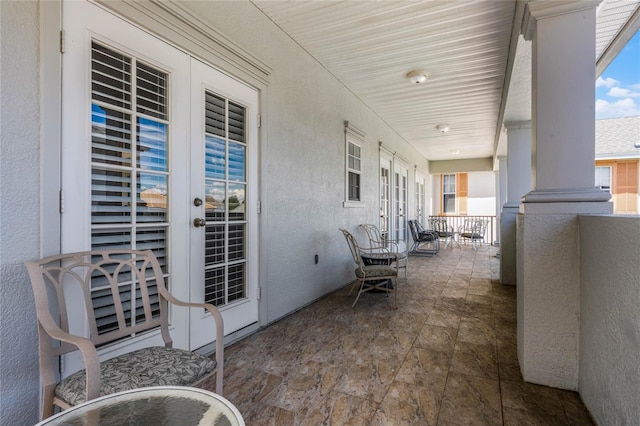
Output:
[205, 225, 225, 265]
[137, 173, 167, 222]
[89, 41, 170, 334]
[228, 142, 246, 182]
[205, 181, 226, 221]
[228, 183, 245, 221]
[203, 89, 248, 307]
[205, 135, 225, 179]
[137, 118, 167, 172]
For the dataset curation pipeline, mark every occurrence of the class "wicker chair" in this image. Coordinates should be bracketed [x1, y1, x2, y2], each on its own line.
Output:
[25, 249, 224, 420]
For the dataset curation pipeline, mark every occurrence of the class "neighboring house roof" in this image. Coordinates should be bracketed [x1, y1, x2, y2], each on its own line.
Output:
[596, 115, 640, 159]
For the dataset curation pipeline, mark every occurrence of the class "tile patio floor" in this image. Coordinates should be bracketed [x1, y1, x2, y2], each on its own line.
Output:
[201, 244, 595, 425]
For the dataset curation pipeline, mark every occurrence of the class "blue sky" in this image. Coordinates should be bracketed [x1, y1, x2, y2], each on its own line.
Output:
[596, 29, 640, 119]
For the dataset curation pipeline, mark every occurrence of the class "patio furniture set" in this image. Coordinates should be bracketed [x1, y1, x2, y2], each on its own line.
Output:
[340, 219, 489, 309]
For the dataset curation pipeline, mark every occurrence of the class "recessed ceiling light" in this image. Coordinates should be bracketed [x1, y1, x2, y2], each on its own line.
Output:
[436, 124, 450, 133]
[406, 70, 429, 84]
[450, 149, 460, 155]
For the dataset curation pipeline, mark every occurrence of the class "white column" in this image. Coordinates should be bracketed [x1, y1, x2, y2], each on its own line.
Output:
[500, 121, 531, 285]
[495, 157, 508, 243]
[517, 1, 612, 391]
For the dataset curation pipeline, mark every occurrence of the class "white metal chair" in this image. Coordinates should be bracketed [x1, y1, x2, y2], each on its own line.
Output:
[26, 249, 224, 420]
[458, 219, 488, 249]
[429, 217, 459, 248]
[340, 229, 398, 309]
[359, 223, 408, 278]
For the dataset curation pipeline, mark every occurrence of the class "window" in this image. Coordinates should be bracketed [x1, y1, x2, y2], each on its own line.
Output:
[347, 141, 361, 201]
[595, 166, 611, 192]
[344, 121, 366, 207]
[442, 174, 456, 213]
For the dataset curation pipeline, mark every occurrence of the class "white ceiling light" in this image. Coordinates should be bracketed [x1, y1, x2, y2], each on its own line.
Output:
[450, 149, 460, 155]
[406, 70, 429, 84]
[436, 124, 450, 133]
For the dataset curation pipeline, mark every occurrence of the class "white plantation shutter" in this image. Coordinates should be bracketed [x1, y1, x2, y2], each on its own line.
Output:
[203, 91, 248, 307]
[90, 41, 170, 335]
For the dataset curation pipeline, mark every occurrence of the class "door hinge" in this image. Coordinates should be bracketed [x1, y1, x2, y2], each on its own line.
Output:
[60, 30, 65, 54]
[257, 287, 262, 300]
[257, 200, 262, 214]
[257, 114, 261, 128]
[59, 190, 64, 213]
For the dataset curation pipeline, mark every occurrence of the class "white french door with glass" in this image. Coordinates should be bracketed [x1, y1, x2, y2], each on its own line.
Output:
[416, 172, 426, 226]
[393, 161, 409, 242]
[189, 59, 259, 350]
[380, 156, 392, 238]
[61, 1, 258, 374]
[380, 155, 408, 243]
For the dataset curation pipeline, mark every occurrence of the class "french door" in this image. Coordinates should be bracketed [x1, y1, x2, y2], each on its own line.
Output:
[393, 162, 408, 242]
[416, 172, 426, 226]
[61, 1, 258, 374]
[380, 157, 392, 237]
[380, 155, 408, 243]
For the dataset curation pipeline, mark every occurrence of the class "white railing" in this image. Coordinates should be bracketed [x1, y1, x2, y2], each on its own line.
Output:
[427, 215, 497, 246]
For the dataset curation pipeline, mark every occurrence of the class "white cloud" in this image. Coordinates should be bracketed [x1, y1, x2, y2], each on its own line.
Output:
[596, 98, 640, 119]
[596, 76, 619, 88]
[607, 87, 640, 98]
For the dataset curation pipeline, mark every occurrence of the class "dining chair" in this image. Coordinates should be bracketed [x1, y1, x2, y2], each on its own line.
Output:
[359, 223, 408, 278]
[25, 249, 224, 420]
[339, 229, 398, 309]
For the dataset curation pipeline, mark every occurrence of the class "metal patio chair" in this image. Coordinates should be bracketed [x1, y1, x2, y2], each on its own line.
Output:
[408, 220, 440, 255]
[340, 229, 398, 309]
[458, 219, 488, 249]
[25, 249, 224, 420]
[429, 217, 459, 248]
[359, 223, 408, 278]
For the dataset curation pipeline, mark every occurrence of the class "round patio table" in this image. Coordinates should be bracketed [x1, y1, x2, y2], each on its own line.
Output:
[36, 386, 245, 426]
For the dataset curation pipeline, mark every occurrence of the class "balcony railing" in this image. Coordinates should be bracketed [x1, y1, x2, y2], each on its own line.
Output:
[427, 215, 497, 246]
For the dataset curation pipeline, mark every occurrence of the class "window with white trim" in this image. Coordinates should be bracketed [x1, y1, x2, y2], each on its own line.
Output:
[442, 174, 456, 213]
[344, 121, 366, 207]
[595, 166, 611, 192]
[347, 141, 361, 201]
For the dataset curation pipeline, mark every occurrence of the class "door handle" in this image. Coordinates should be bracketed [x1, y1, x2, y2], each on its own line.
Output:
[193, 218, 206, 228]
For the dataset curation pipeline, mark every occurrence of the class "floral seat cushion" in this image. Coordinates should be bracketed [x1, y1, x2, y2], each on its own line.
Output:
[356, 265, 396, 278]
[55, 346, 216, 406]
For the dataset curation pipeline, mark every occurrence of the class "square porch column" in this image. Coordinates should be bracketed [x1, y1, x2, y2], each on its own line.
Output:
[517, 1, 612, 390]
[500, 121, 531, 286]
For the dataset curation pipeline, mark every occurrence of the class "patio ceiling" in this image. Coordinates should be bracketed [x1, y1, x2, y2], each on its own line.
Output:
[251, 0, 639, 163]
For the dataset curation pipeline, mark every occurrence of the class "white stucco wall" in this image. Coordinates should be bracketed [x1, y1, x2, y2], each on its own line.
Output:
[0, 2, 41, 425]
[579, 215, 640, 425]
[467, 171, 496, 215]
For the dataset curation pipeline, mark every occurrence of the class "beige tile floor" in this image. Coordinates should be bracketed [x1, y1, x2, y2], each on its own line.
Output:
[200, 244, 595, 425]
